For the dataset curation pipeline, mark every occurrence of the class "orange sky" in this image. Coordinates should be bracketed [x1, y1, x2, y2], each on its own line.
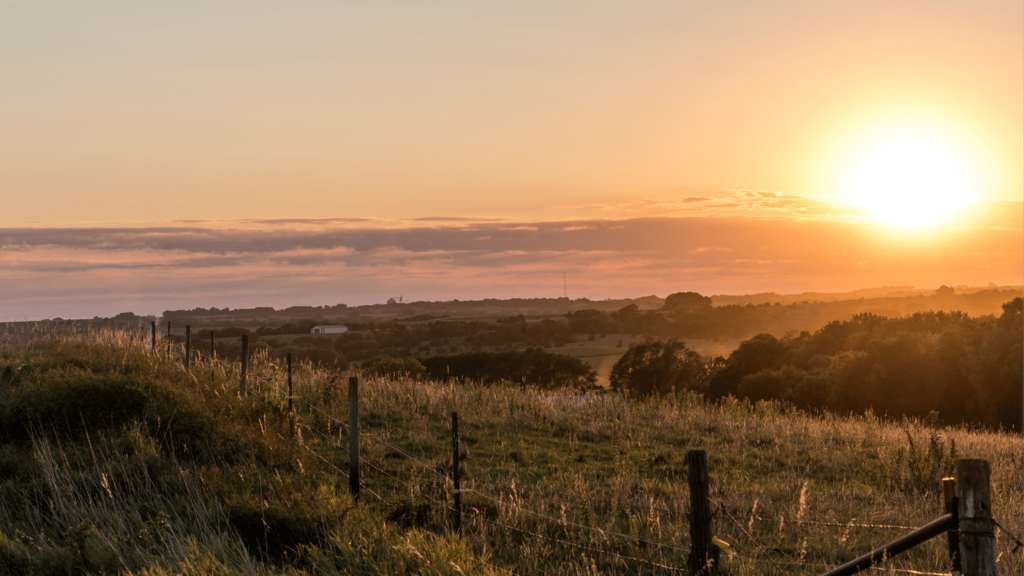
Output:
[0, 1, 1021, 318]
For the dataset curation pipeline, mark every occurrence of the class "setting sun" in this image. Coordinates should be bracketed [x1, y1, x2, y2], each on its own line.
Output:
[845, 135, 976, 227]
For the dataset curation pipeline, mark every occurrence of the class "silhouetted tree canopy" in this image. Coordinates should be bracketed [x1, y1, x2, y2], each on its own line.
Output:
[662, 291, 713, 310]
[610, 339, 707, 397]
[417, 348, 597, 391]
[706, 298, 1023, 430]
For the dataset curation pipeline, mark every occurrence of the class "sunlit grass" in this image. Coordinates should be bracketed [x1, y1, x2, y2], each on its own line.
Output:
[0, 326, 1020, 575]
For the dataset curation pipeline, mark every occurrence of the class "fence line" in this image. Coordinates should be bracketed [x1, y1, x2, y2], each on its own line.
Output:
[465, 508, 686, 573]
[302, 397, 932, 537]
[468, 485, 691, 555]
[714, 497, 785, 573]
[470, 476, 681, 516]
[290, 378, 1008, 576]
[300, 416, 674, 575]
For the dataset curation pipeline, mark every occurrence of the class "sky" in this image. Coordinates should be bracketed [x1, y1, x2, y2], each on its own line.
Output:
[1, 1, 1021, 319]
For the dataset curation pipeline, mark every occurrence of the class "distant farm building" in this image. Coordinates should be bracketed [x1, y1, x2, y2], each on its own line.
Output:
[310, 325, 349, 335]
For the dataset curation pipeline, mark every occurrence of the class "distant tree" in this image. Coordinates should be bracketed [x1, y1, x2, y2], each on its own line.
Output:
[611, 304, 641, 322]
[609, 339, 706, 397]
[662, 291, 713, 311]
[417, 348, 597, 391]
[565, 309, 616, 334]
[706, 333, 787, 399]
[935, 285, 955, 297]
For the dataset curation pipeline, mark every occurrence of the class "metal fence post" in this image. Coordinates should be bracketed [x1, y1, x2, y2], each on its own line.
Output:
[687, 449, 717, 576]
[348, 376, 360, 501]
[957, 459, 996, 576]
[452, 411, 462, 535]
[239, 335, 248, 399]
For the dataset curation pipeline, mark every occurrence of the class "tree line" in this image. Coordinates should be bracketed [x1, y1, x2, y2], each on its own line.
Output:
[610, 298, 1023, 430]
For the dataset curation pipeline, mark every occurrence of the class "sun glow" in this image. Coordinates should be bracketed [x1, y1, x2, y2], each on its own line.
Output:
[845, 135, 976, 227]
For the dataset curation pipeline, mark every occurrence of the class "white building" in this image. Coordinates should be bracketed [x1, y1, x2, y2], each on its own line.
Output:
[311, 325, 349, 335]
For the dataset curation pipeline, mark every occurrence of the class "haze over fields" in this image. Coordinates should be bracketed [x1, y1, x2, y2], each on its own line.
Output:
[1, 1, 1021, 320]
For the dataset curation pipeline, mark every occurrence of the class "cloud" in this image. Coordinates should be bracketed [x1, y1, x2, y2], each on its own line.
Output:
[0, 206, 1019, 319]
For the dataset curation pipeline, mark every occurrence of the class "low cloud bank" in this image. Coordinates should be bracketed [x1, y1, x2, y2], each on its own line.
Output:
[1, 207, 1020, 320]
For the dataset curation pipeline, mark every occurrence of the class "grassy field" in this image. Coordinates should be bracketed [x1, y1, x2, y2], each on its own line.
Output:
[0, 328, 1021, 575]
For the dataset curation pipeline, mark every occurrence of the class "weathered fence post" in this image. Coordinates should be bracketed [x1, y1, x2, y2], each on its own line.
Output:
[210, 331, 216, 384]
[184, 325, 191, 370]
[150, 321, 156, 352]
[957, 459, 996, 576]
[348, 376, 360, 501]
[287, 352, 294, 439]
[452, 411, 462, 535]
[687, 449, 717, 576]
[166, 321, 171, 358]
[239, 335, 248, 398]
[943, 477, 962, 575]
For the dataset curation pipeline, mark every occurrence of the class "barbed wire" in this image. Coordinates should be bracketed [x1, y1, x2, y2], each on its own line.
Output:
[868, 568, 950, 576]
[297, 398, 350, 432]
[994, 517, 1024, 554]
[298, 410, 673, 576]
[464, 508, 685, 573]
[713, 498, 785, 573]
[299, 398, 452, 481]
[296, 397, 1012, 576]
[296, 433, 383, 502]
[748, 515, 918, 531]
[468, 486, 691, 555]
[470, 475, 682, 516]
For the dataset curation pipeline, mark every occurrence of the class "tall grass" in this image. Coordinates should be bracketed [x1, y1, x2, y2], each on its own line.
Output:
[0, 326, 1020, 575]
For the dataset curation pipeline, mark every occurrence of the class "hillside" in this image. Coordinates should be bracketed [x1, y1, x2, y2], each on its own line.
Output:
[0, 330, 1020, 575]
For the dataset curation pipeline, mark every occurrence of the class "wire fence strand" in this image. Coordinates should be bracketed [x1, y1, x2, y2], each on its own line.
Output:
[293, 396, 1013, 576]
[465, 508, 686, 573]
[468, 486, 691, 555]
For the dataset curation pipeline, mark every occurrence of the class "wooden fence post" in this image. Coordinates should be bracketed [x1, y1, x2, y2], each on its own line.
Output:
[150, 321, 156, 352]
[210, 331, 216, 384]
[687, 449, 717, 576]
[943, 477, 962, 575]
[239, 335, 248, 399]
[348, 376, 360, 501]
[452, 411, 462, 535]
[166, 321, 171, 358]
[287, 353, 294, 439]
[957, 459, 996, 576]
[184, 325, 191, 370]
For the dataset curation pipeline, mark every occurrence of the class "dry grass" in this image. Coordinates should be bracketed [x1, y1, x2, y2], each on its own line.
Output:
[0, 326, 1020, 575]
